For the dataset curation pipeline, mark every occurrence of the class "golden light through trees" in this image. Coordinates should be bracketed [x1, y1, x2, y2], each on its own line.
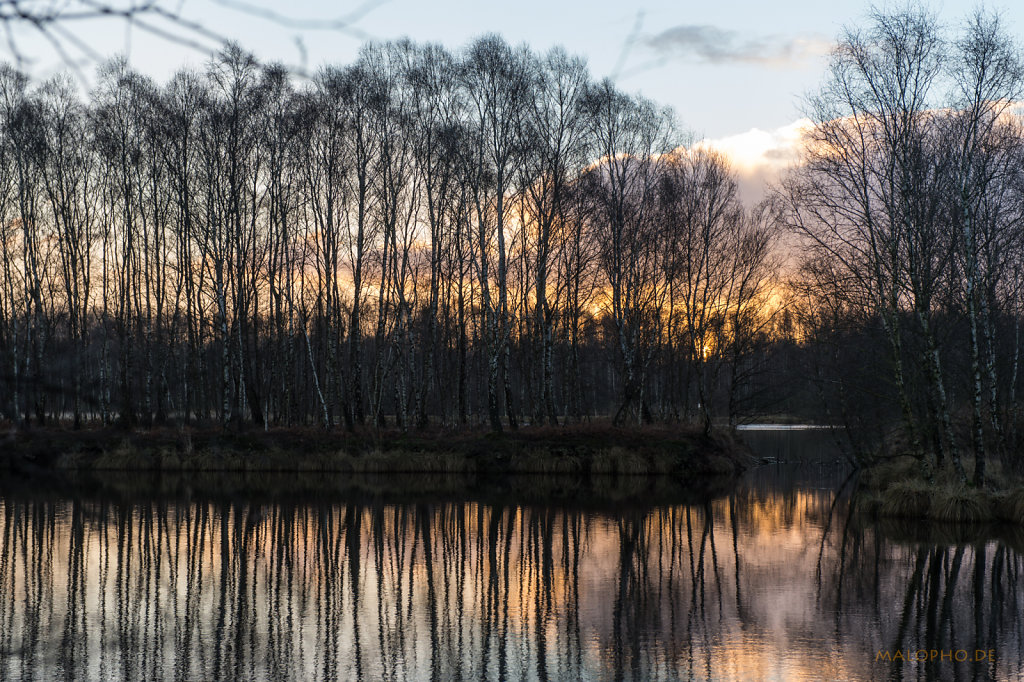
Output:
[0, 37, 783, 431]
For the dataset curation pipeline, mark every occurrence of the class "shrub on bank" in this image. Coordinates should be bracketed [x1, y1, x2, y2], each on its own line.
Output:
[863, 455, 1023, 525]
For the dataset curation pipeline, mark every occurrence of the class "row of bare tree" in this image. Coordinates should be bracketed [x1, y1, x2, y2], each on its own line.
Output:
[0, 36, 779, 433]
[785, 8, 1024, 483]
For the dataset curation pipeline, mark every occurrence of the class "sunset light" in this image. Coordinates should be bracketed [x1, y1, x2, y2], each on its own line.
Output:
[2, 2, 1024, 681]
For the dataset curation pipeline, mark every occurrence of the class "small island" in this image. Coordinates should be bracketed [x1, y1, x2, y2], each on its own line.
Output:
[2, 423, 749, 479]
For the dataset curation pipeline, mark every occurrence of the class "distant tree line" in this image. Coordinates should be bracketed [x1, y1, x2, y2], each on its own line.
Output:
[0, 36, 781, 433]
[783, 7, 1024, 483]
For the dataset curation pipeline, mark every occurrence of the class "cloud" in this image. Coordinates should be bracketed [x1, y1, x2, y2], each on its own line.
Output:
[645, 25, 830, 67]
[695, 119, 812, 204]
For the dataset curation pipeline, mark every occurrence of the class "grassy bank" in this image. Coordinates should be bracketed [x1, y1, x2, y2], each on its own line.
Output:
[857, 455, 1024, 525]
[0, 468, 741, 512]
[0, 423, 751, 479]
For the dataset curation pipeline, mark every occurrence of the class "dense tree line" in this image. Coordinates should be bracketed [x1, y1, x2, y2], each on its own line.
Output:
[784, 7, 1024, 482]
[0, 37, 779, 433]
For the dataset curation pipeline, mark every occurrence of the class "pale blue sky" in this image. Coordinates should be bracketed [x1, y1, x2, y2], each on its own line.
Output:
[5, 0, 1021, 141]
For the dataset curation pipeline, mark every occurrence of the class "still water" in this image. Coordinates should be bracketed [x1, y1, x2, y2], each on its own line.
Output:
[1, 432, 1022, 681]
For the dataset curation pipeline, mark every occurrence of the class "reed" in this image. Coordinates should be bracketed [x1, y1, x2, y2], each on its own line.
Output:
[3, 423, 752, 478]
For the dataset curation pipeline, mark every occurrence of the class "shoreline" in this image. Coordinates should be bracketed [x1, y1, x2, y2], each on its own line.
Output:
[856, 456, 1024, 526]
[1, 423, 752, 479]
[0, 468, 741, 512]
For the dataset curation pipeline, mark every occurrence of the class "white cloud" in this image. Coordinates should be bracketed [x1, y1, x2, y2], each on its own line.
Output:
[696, 118, 811, 204]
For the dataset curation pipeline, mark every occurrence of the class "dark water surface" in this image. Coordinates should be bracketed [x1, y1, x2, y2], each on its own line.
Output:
[1, 431, 1022, 681]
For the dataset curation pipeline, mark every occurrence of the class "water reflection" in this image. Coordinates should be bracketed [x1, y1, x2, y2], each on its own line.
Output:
[0, 469, 1021, 681]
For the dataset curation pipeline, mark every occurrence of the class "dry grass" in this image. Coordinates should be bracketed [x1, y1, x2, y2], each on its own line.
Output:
[94, 439, 153, 470]
[878, 479, 933, 519]
[860, 449, 1024, 525]
[994, 488, 1024, 525]
[589, 447, 649, 476]
[853, 490, 882, 517]
[927, 485, 993, 524]
[7, 422, 748, 478]
[874, 479, 999, 524]
[859, 455, 922, 492]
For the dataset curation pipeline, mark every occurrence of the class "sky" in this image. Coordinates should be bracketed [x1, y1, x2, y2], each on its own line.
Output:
[5, 0, 1023, 200]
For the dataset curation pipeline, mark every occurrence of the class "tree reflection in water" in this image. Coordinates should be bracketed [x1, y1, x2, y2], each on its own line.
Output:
[0, 469, 1021, 681]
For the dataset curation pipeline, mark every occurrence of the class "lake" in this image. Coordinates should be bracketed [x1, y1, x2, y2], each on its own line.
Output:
[1, 430, 1021, 681]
